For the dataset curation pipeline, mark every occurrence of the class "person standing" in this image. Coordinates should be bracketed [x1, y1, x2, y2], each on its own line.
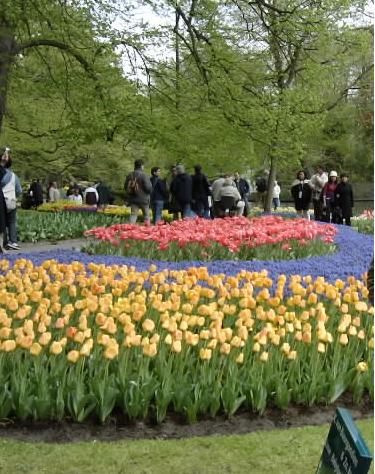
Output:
[48, 181, 60, 202]
[291, 171, 312, 218]
[68, 187, 83, 205]
[150, 167, 168, 224]
[191, 165, 211, 218]
[322, 171, 338, 223]
[124, 159, 152, 224]
[96, 180, 113, 208]
[234, 172, 250, 217]
[309, 165, 328, 221]
[255, 171, 269, 207]
[29, 179, 44, 208]
[0, 149, 12, 252]
[334, 173, 354, 226]
[212, 174, 229, 217]
[1, 150, 22, 250]
[170, 164, 193, 218]
[272, 180, 281, 211]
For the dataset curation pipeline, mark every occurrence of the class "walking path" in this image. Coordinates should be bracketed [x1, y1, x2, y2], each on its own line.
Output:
[2, 238, 87, 255]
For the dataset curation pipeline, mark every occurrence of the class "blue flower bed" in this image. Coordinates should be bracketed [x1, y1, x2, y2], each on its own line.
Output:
[2, 224, 373, 283]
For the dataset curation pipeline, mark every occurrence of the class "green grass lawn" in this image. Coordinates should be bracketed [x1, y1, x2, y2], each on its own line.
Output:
[0, 419, 373, 474]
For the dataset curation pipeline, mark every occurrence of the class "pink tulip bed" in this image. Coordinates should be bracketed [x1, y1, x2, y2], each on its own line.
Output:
[84, 215, 337, 262]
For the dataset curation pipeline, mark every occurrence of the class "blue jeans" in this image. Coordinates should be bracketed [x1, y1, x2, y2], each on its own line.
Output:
[272, 198, 280, 210]
[181, 203, 193, 218]
[4, 209, 17, 245]
[152, 200, 164, 224]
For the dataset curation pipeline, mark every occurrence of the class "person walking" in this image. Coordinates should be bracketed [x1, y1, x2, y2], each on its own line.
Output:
[309, 165, 328, 221]
[291, 170, 312, 218]
[170, 164, 193, 218]
[212, 174, 229, 217]
[48, 181, 60, 202]
[334, 173, 354, 226]
[191, 165, 211, 218]
[322, 171, 338, 223]
[1, 150, 22, 250]
[272, 180, 281, 211]
[124, 159, 152, 224]
[150, 167, 168, 224]
[234, 172, 250, 216]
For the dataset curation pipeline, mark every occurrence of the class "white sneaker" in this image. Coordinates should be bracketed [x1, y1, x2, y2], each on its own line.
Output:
[7, 242, 20, 250]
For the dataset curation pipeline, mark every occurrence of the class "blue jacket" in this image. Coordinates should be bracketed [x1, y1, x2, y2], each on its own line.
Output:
[1, 169, 22, 196]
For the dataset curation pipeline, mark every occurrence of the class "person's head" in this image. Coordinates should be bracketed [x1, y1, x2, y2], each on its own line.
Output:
[52, 181, 58, 188]
[1, 147, 11, 168]
[297, 170, 305, 181]
[223, 178, 234, 187]
[194, 165, 202, 175]
[134, 159, 144, 170]
[316, 165, 324, 175]
[329, 170, 338, 183]
[151, 167, 161, 177]
[234, 172, 240, 180]
[175, 164, 185, 175]
[74, 187, 80, 195]
[274, 180, 278, 186]
[340, 172, 349, 183]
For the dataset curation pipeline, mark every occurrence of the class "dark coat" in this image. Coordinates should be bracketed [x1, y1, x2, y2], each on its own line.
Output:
[234, 178, 250, 199]
[334, 182, 354, 218]
[291, 179, 312, 211]
[192, 173, 210, 201]
[124, 170, 152, 206]
[171, 173, 192, 206]
[96, 183, 112, 206]
[150, 176, 168, 202]
[29, 181, 44, 206]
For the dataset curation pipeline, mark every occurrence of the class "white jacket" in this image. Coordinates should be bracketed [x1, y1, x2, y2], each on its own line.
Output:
[273, 184, 280, 199]
[309, 172, 328, 200]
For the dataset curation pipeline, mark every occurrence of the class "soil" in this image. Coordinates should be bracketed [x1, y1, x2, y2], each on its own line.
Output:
[0, 394, 372, 443]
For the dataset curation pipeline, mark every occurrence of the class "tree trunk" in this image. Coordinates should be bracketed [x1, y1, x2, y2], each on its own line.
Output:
[265, 153, 277, 212]
[0, 22, 15, 134]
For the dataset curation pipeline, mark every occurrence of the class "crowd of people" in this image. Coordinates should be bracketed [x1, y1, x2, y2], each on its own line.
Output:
[292, 165, 354, 225]
[0, 147, 357, 253]
[124, 160, 253, 224]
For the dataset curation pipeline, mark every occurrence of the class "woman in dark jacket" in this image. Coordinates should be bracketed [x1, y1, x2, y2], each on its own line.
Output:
[191, 165, 211, 218]
[170, 164, 193, 218]
[334, 173, 354, 226]
[291, 170, 312, 218]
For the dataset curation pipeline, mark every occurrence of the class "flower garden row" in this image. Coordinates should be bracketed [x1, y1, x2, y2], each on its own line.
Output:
[0, 257, 372, 423]
[84, 216, 337, 261]
[0, 215, 373, 423]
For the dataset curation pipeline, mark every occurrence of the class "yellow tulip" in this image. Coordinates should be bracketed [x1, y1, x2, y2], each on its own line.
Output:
[199, 348, 212, 360]
[288, 350, 297, 360]
[281, 343, 290, 355]
[104, 343, 119, 360]
[29, 342, 42, 356]
[220, 343, 231, 355]
[50, 341, 63, 355]
[259, 351, 269, 362]
[236, 353, 244, 364]
[67, 350, 80, 363]
[252, 342, 261, 353]
[172, 340, 182, 353]
[317, 342, 326, 353]
[2, 340, 16, 352]
[339, 334, 349, 346]
[356, 362, 368, 373]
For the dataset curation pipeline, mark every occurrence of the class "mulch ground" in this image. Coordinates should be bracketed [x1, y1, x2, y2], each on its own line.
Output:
[0, 393, 372, 443]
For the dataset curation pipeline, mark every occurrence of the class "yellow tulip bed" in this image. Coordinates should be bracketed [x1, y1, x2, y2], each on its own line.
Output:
[0, 258, 372, 423]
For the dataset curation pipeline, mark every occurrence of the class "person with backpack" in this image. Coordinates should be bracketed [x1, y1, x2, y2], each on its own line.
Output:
[1, 148, 22, 250]
[124, 159, 152, 224]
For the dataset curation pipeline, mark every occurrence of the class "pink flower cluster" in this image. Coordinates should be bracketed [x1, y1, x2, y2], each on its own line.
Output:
[85, 216, 337, 253]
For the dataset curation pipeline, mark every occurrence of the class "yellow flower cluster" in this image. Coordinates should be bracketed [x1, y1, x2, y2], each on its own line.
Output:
[0, 259, 372, 369]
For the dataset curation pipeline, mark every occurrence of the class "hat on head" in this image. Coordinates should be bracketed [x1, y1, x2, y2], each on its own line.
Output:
[329, 170, 338, 177]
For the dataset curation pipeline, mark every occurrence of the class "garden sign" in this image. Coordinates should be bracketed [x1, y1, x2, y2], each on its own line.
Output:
[316, 408, 372, 474]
